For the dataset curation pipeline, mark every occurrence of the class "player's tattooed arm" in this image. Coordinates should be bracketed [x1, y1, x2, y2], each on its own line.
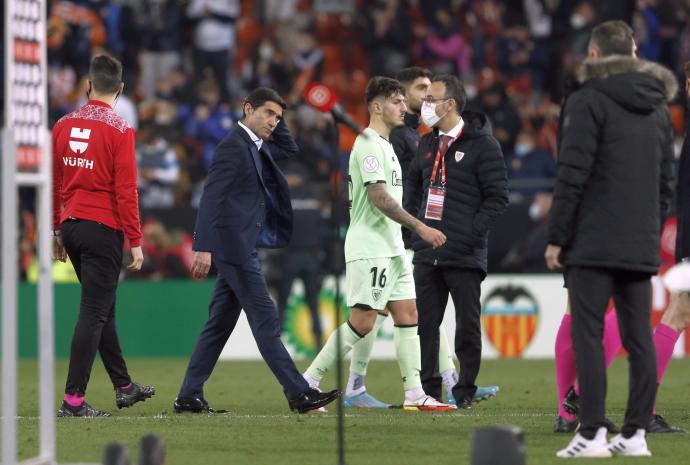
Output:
[366, 182, 425, 232]
[366, 183, 447, 248]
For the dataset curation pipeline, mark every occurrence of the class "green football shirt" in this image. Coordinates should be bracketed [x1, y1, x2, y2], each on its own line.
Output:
[345, 127, 405, 261]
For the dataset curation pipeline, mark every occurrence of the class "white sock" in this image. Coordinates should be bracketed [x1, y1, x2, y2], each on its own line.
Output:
[441, 369, 459, 395]
[346, 371, 366, 397]
[303, 372, 320, 389]
[404, 387, 426, 402]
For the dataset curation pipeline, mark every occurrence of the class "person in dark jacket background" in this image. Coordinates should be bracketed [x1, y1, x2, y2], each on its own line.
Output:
[644, 60, 690, 434]
[405, 74, 508, 408]
[546, 21, 676, 458]
[275, 163, 325, 350]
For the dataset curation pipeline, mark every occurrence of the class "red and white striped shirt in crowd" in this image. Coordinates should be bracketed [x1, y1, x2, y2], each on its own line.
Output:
[52, 99, 142, 247]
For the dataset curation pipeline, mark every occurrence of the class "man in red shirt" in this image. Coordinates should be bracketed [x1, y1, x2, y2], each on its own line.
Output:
[52, 55, 154, 417]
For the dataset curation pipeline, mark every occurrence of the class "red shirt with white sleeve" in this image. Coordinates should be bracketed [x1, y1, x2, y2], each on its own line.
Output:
[52, 99, 142, 247]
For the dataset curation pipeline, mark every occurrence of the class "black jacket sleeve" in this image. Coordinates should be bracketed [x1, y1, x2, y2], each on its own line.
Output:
[659, 107, 676, 227]
[473, 137, 509, 237]
[547, 89, 602, 246]
[403, 152, 424, 220]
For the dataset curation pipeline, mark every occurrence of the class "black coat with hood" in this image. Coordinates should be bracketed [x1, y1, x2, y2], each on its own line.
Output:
[404, 111, 509, 275]
[547, 56, 677, 273]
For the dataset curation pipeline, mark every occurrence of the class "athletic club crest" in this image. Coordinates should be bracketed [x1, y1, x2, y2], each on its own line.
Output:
[454, 151, 464, 162]
[372, 289, 382, 301]
[481, 285, 539, 358]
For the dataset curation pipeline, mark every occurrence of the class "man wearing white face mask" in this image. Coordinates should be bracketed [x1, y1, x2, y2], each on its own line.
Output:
[404, 74, 508, 409]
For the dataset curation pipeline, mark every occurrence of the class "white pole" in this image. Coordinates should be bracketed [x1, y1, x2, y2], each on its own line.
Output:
[2, 129, 19, 465]
[37, 132, 55, 463]
[2, 0, 18, 462]
[37, 0, 55, 458]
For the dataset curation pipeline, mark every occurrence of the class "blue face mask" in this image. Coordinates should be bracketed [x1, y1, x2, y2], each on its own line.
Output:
[514, 143, 532, 157]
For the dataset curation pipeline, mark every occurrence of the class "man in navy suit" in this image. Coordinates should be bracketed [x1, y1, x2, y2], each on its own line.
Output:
[173, 87, 339, 413]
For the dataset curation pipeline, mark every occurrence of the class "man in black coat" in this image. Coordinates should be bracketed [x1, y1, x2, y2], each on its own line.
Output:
[405, 74, 508, 408]
[546, 21, 676, 458]
[173, 88, 339, 414]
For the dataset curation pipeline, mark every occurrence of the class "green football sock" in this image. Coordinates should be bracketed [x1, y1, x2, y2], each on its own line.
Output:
[438, 323, 456, 374]
[394, 325, 422, 392]
[305, 321, 362, 384]
[349, 313, 387, 376]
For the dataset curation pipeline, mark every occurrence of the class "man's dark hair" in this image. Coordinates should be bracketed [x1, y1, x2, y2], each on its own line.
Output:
[88, 55, 122, 94]
[395, 67, 432, 87]
[431, 74, 466, 115]
[243, 87, 287, 116]
[365, 76, 406, 106]
[589, 20, 634, 56]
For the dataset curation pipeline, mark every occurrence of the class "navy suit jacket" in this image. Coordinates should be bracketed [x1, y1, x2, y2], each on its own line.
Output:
[192, 120, 298, 264]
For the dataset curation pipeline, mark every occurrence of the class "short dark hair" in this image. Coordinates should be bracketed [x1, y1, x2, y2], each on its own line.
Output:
[88, 55, 122, 94]
[364, 76, 406, 106]
[589, 20, 634, 56]
[243, 87, 287, 116]
[431, 74, 466, 115]
[395, 67, 432, 87]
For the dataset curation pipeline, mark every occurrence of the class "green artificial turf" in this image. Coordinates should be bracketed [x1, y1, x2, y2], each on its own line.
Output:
[14, 358, 690, 465]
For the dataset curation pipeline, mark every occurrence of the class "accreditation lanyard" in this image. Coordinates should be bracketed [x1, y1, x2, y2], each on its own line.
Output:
[425, 131, 461, 221]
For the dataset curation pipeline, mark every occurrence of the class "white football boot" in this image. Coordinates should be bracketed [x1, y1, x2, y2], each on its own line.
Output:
[556, 427, 612, 458]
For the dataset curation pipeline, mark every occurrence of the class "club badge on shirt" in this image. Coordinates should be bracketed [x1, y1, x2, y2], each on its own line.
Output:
[454, 151, 464, 162]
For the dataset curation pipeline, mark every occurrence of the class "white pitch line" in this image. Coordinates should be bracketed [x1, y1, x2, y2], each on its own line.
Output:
[16, 410, 687, 421]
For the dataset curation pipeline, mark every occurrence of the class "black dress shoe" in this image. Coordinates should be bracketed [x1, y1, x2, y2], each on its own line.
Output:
[288, 388, 340, 413]
[116, 382, 156, 409]
[647, 414, 688, 433]
[554, 415, 579, 433]
[454, 396, 473, 409]
[173, 397, 229, 414]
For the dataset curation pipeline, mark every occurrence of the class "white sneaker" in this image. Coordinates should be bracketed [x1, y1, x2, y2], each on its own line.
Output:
[556, 427, 612, 458]
[608, 429, 651, 456]
[403, 395, 457, 411]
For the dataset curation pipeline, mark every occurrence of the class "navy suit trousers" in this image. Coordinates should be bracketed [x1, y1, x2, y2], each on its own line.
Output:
[178, 252, 309, 401]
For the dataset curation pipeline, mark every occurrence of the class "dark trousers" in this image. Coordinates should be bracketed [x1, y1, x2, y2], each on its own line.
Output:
[61, 220, 130, 396]
[276, 251, 323, 347]
[178, 251, 309, 401]
[193, 48, 230, 102]
[414, 264, 483, 401]
[567, 266, 657, 439]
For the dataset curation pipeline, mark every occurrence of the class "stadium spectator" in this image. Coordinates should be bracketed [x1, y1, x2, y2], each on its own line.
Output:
[136, 127, 181, 208]
[133, 219, 192, 280]
[473, 82, 522, 154]
[187, 0, 241, 102]
[363, 0, 411, 76]
[504, 128, 556, 200]
[412, 9, 471, 78]
[138, 0, 185, 100]
[275, 163, 326, 350]
[179, 79, 234, 171]
[48, 0, 107, 75]
[547, 21, 676, 457]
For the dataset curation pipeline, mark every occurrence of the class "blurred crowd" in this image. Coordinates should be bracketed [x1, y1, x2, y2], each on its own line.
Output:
[7, 0, 690, 280]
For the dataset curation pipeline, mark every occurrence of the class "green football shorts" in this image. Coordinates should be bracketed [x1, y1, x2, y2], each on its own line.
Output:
[345, 255, 415, 310]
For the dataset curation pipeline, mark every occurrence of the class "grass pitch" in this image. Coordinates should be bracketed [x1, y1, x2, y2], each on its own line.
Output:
[16, 358, 690, 465]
